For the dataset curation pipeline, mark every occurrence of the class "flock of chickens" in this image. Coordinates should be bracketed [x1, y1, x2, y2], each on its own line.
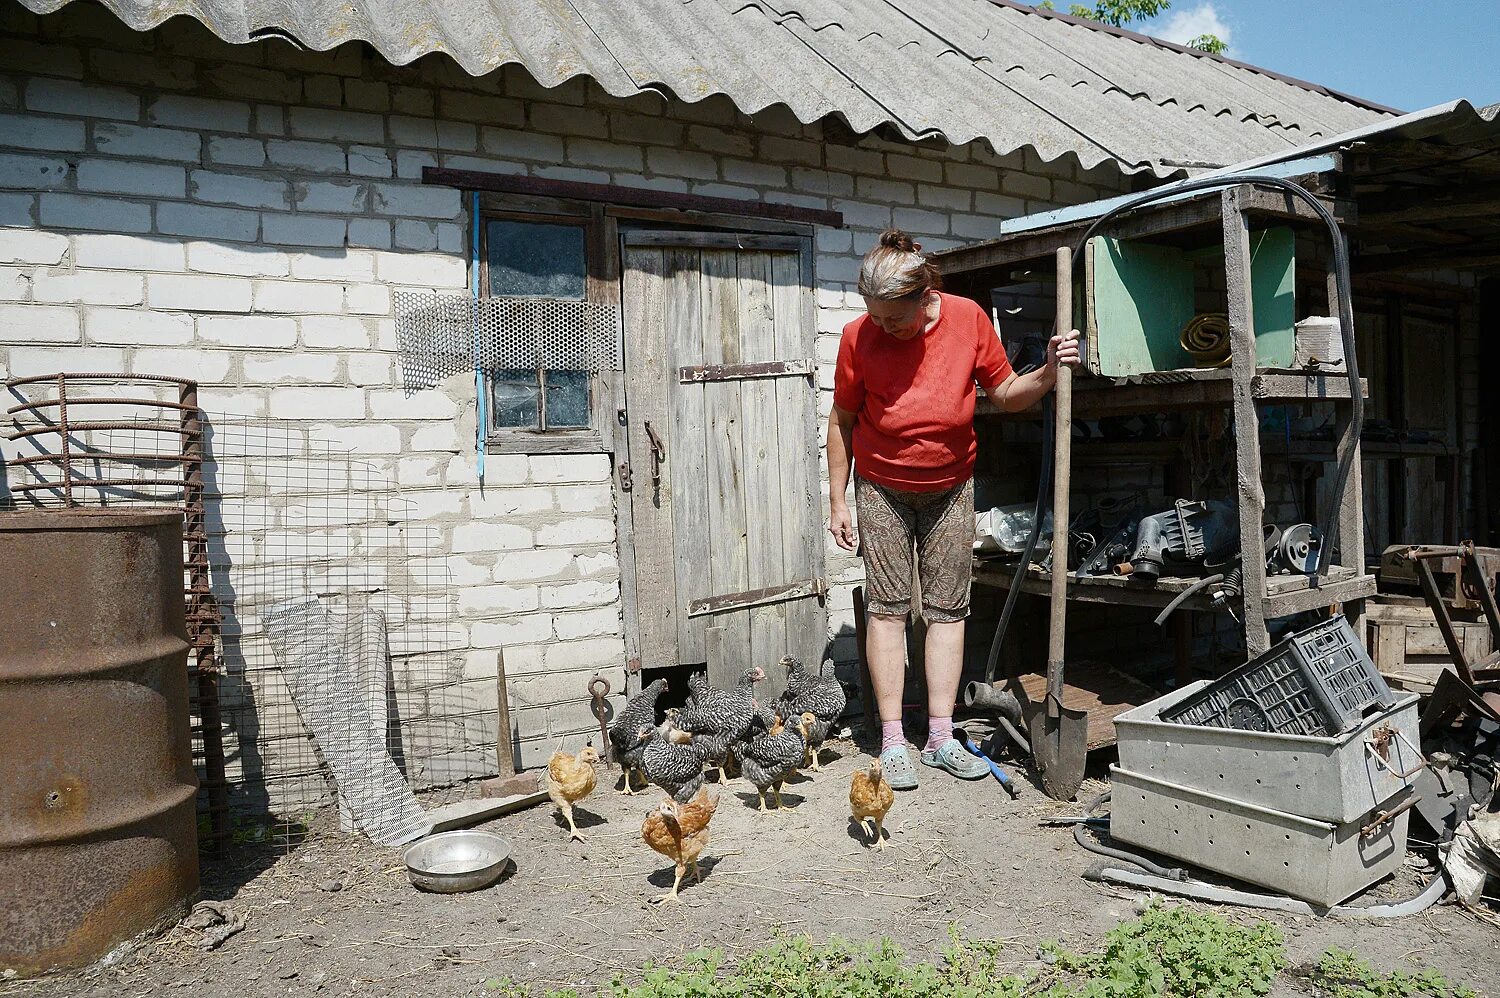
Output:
[543, 655, 896, 903]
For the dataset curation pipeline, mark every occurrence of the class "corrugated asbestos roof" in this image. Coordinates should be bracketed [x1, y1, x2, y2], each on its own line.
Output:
[17, 0, 1396, 177]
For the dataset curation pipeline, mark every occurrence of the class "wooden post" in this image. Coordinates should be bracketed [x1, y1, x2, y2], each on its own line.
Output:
[1223, 188, 1270, 655]
[1327, 264, 1367, 637]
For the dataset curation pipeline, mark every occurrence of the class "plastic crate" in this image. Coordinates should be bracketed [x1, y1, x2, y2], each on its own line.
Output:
[1161, 616, 1395, 737]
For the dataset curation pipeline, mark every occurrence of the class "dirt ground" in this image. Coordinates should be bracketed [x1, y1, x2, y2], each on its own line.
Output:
[13, 738, 1499, 998]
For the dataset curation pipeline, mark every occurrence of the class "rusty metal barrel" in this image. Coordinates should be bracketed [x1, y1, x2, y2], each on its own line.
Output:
[0, 508, 199, 976]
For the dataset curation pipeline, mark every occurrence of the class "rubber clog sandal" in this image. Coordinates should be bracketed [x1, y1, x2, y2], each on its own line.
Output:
[920, 738, 991, 780]
[878, 745, 919, 790]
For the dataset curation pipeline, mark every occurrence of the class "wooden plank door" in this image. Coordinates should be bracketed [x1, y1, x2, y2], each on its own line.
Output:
[619, 231, 823, 702]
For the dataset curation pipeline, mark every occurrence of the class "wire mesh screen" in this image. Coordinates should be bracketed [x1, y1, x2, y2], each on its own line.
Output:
[3, 381, 492, 849]
[394, 291, 619, 392]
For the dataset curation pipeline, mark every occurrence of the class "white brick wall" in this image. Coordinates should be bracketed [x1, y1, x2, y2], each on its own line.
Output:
[0, 7, 1133, 770]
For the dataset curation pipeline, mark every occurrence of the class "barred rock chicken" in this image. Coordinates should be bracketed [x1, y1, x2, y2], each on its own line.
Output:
[639, 716, 708, 804]
[640, 786, 719, 904]
[608, 677, 667, 795]
[740, 711, 814, 812]
[677, 667, 764, 784]
[544, 744, 600, 843]
[849, 757, 895, 850]
[774, 656, 846, 772]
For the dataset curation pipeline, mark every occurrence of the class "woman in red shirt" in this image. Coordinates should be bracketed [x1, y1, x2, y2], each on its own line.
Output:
[830, 229, 1080, 788]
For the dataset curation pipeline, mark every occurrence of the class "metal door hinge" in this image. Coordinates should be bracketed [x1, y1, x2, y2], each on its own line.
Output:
[618, 459, 633, 492]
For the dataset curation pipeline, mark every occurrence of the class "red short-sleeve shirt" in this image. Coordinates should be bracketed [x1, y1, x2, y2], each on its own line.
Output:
[833, 293, 1013, 492]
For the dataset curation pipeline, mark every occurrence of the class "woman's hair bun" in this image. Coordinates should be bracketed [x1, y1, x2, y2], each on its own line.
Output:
[878, 228, 916, 252]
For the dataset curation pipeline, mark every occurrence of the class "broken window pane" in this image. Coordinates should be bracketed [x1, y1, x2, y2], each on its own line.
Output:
[544, 371, 590, 429]
[492, 370, 540, 428]
[486, 220, 586, 300]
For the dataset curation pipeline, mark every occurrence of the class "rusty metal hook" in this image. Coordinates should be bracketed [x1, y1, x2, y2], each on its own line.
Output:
[588, 676, 613, 768]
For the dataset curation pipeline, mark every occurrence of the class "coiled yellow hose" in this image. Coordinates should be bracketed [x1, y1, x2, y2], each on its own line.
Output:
[1180, 312, 1231, 368]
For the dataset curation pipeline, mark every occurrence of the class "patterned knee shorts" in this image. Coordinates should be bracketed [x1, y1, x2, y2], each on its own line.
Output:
[854, 475, 974, 622]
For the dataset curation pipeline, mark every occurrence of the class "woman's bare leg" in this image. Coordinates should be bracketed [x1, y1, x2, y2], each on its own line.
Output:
[866, 612, 909, 725]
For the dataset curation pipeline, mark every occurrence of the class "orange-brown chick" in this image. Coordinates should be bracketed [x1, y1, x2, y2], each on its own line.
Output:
[640, 786, 718, 903]
[849, 757, 895, 850]
[545, 745, 601, 842]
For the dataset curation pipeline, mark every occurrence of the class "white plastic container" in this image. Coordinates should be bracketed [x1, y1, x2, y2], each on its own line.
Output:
[1295, 316, 1346, 369]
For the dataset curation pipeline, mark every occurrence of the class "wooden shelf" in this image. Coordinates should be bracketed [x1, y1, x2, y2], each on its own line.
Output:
[976, 366, 1367, 420]
[972, 558, 1375, 618]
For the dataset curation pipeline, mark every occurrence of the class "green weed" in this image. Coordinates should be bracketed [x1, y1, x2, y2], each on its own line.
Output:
[1307, 948, 1478, 998]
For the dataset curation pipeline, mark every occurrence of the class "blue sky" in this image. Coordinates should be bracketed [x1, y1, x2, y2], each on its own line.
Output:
[1125, 1, 1500, 112]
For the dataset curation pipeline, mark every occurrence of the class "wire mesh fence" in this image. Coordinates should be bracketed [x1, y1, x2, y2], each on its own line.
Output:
[3, 375, 491, 850]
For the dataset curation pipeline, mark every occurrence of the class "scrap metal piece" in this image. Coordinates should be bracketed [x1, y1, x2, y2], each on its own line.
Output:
[589, 675, 613, 768]
[264, 596, 431, 846]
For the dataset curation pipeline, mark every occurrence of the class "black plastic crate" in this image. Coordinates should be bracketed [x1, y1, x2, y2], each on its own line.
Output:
[1161, 616, 1395, 736]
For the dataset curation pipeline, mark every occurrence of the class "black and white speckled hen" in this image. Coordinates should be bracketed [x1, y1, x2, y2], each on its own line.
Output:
[640, 713, 708, 804]
[739, 711, 814, 812]
[607, 677, 666, 795]
[773, 656, 846, 772]
[676, 667, 764, 784]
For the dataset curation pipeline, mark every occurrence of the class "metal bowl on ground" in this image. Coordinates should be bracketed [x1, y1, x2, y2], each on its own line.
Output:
[402, 830, 512, 893]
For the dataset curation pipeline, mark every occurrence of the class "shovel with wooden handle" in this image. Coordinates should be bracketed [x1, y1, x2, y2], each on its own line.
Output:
[1025, 245, 1089, 802]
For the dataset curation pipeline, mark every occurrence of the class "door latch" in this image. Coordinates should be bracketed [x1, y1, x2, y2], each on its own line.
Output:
[643, 420, 666, 498]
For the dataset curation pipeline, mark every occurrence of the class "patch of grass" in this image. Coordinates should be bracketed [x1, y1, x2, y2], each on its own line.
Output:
[1306, 948, 1478, 998]
[487, 907, 1477, 998]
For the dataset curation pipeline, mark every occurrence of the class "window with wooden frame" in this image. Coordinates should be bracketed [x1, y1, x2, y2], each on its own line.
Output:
[478, 201, 615, 453]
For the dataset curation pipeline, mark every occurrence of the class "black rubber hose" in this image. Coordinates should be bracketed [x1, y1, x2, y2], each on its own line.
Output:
[1072, 792, 1188, 880]
[1152, 573, 1225, 627]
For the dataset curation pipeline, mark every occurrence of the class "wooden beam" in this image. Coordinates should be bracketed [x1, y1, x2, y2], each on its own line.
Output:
[1355, 241, 1500, 275]
[424, 167, 843, 228]
[1361, 183, 1500, 225]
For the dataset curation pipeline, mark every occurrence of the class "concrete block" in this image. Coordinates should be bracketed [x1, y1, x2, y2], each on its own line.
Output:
[0, 304, 80, 343]
[261, 214, 347, 248]
[479, 773, 541, 798]
[131, 347, 233, 383]
[409, 422, 458, 453]
[945, 162, 1000, 190]
[974, 192, 1027, 218]
[367, 387, 457, 419]
[26, 78, 137, 121]
[529, 104, 606, 137]
[242, 352, 340, 383]
[0, 229, 68, 265]
[6, 345, 126, 378]
[346, 220, 392, 251]
[84, 306, 193, 344]
[373, 250, 466, 287]
[458, 584, 540, 615]
[826, 144, 884, 174]
[148, 273, 252, 312]
[301, 314, 372, 348]
[553, 606, 621, 640]
[149, 94, 252, 132]
[452, 521, 533, 553]
[295, 180, 368, 214]
[189, 169, 289, 210]
[287, 106, 384, 143]
[314, 421, 400, 453]
[347, 145, 393, 177]
[252, 279, 344, 313]
[830, 199, 892, 229]
[201, 63, 299, 103]
[0, 152, 69, 190]
[892, 207, 948, 236]
[390, 86, 434, 117]
[393, 219, 439, 251]
[435, 119, 480, 151]
[187, 241, 290, 277]
[207, 135, 266, 167]
[445, 555, 498, 587]
[536, 518, 614, 546]
[0, 193, 34, 226]
[0, 266, 27, 300]
[566, 138, 643, 171]
[540, 580, 619, 610]
[438, 90, 524, 126]
[686, 124, 753, 157]
[761, 136, 821, 166]
[71, 233, 182, 272]
[918, 184, 973, 212]
[469, 487, 555, 517]
[371, 183, 462, 220]
[197, 314, 297, 347]
[156, 202, 260, 242]
[470, 613, 553, 647]
[493, 547, 574, 582]
[542, 636, 625, 671]
[303, 74, 341, 107]
[76, 159, 185, 198]
[254, 104, 284, 136]
[1002, 171, 1051, 200]
[269, 386, 366, 419]
[575, 552, 617, 577]
[645, 146, 717, 180]
[394, 149, 437, 180]
[92, 122, 201, 162]
[556, 484, 612, 514]
[388, 115, 439, 148]
[40, 193, 151, 233]
[885, 153, 942, 183]
[266, 139, 347, 173]
[345, 282, 392, 313]
[533, 165, 608, 185]
[529, 453, 609, 484]
[33, 269, 143, 306]
[855, 177, 914, 204]
[345, 352, 393, 387]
